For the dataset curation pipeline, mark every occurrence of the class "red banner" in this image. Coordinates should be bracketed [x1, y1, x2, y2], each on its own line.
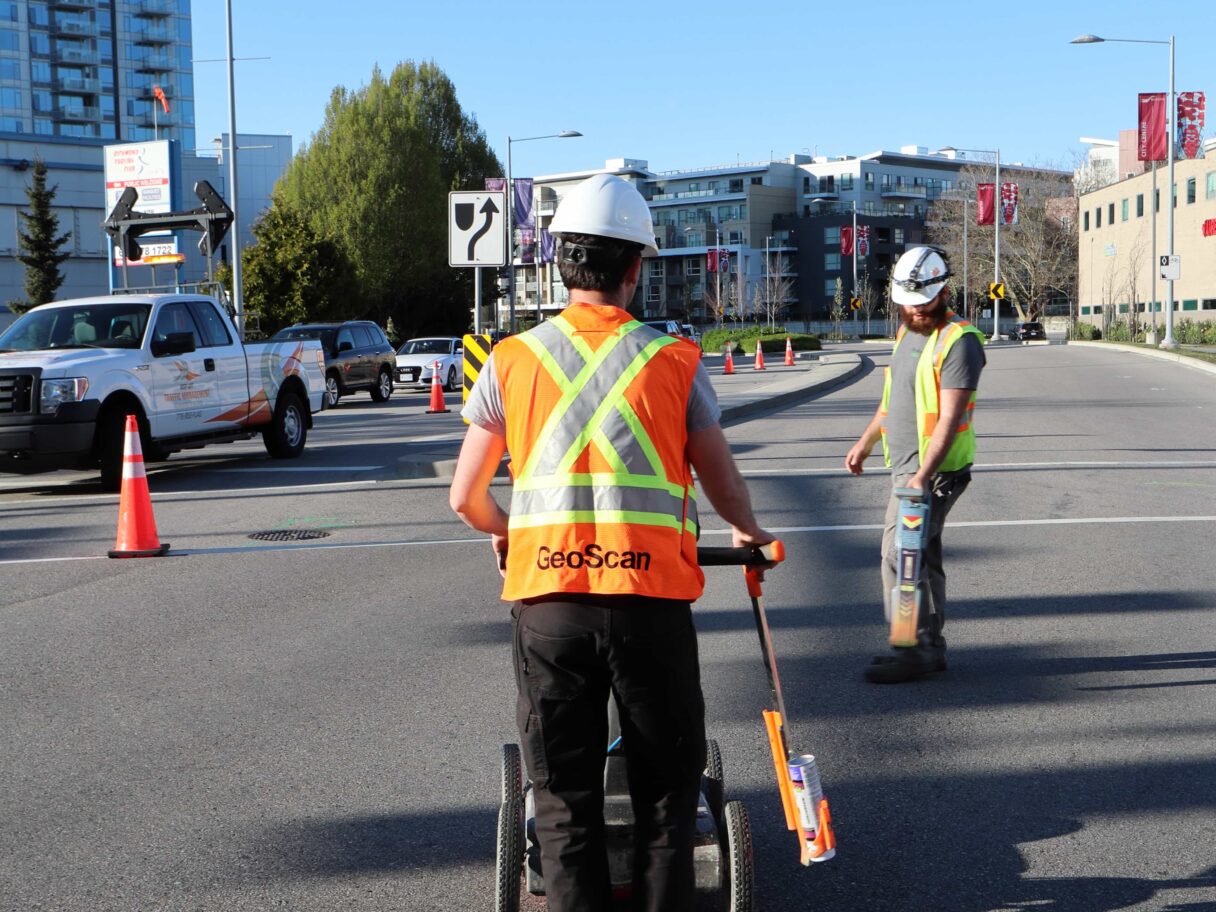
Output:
[707, 249, 718, 273]
[1138, 93, 1167, 161]
[857, 225, 870, 256]
[840, 226, 854, 256]
[976, 184, 995, 225]
[1177, 92, 1206, 160]
[1000, 182, 1019, 226]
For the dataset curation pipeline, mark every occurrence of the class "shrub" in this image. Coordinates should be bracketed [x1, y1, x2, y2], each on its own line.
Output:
[700, 326, 821, 354]
[1068, 322, 1097, 341]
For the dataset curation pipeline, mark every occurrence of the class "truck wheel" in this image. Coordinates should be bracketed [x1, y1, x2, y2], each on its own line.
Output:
[370, 367, 393, 402]
[263, 391, 307, 459]
[97, 408, 126, 492]
[324, 373, 341, 409]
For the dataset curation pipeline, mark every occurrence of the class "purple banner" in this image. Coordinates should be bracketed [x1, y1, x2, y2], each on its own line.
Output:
[520, 228, 534, 264]
[539, 228, 556, 264]
[513, 178, 534, 229]
[485, 177, 505, 192]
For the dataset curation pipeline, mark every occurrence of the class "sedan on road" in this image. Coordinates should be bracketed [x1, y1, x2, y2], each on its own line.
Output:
[396, 337, 463, 391]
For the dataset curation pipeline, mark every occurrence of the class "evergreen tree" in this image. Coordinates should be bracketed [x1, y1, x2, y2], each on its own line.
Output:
[16, 159, 72, 312]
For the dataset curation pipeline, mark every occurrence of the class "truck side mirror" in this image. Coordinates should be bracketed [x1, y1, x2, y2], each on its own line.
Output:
[151, 331, 196, 357]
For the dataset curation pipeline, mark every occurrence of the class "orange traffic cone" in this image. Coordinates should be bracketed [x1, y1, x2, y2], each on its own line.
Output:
[785, 336, 795, 366]
[809, 798, 837, 863]
[108, 415, 169, 558]
[754, 340, 766, 371]
[723, 345, 735, 375]
[426, 359, 450, 414]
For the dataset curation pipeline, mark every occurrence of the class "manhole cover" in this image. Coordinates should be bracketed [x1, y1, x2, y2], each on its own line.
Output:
[247, 529, 332, 542]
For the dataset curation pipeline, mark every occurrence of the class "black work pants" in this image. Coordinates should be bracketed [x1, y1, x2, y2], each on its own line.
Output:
[513, 595, 707, 912]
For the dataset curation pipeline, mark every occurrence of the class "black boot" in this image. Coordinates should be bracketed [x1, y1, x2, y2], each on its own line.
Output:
[864, 627, 946, 684]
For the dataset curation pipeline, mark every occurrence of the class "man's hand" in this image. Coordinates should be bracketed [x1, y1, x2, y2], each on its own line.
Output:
[492, 533, 508, 578]
[732, 525, 776, 580]
[844, 438, 873, 476]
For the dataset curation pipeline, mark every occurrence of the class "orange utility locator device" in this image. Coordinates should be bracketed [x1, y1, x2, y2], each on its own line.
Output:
[699, 540, 837, 865]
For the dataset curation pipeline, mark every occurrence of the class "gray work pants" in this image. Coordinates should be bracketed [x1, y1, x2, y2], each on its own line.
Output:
[881, 469, 971, 636]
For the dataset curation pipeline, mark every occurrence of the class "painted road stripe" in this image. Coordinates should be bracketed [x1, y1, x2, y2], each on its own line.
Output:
[737, 460, 1216, 476]
[5, 514, 1216, 566]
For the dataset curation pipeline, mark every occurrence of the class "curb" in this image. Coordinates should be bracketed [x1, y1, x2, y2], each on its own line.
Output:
[719, 355, 864, 423]
[1067, 340, 1216, 377]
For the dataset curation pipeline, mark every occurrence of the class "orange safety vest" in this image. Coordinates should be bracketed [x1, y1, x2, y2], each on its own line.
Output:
[494, 303, 705, 602]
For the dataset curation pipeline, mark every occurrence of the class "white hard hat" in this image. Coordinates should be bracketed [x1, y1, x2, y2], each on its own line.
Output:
[891, 246, 952, 306]
[549, 173, 658, 257]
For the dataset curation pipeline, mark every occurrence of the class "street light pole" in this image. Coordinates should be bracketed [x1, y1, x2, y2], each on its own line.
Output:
[1071, 32, 1177, 348]
[953, 146, 1002, 340]
[505, 130, 582, 334]
[224, 0, 242, 332]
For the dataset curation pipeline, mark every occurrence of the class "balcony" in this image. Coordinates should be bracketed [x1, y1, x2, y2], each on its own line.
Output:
[134, 0, 174, 16]
[880, 183, 928, 199]
[50, 0, 96, 9]
[134, 52, 173, 72]
[134, 25, 173, 45]
[56, 104, 101, 122]
[54, 45, 99, 65]
[136, 109, 176, 127]
[649, 187, 745, 203]
[56, 74, 102, 94]
[53, 18, 99, 38]
[802, 189, 839, 200]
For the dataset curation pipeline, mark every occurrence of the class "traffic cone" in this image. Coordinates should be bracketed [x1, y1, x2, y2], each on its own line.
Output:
[809, 798, 837, 863]
[723, 345, 735, 375]
[426, 359, 450, 414]
[754, 340, 766, 371]
[108, 415, 169, 558]
[785, 336, 795, 366]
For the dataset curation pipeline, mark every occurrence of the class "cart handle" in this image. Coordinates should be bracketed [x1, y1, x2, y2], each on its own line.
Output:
[696, 541, 785, 567]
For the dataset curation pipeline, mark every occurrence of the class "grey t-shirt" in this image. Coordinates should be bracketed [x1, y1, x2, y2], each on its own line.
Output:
[885, 330, 985, 475]
[461, 350, 722, 437]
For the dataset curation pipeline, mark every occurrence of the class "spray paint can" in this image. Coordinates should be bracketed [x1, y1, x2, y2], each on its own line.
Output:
[788, 754, 825, 840]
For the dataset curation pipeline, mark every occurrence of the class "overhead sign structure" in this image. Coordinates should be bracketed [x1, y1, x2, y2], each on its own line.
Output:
[449, 191, 505, 267]
[989, 282, 1006, 301]
[1159, 254, 1181, 282]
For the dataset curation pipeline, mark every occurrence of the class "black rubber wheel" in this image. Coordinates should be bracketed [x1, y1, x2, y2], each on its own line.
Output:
[500, 744, 523, 808]
[444, 365, 458, 392]
[704, 738, 725, 827]
[262, 391, 307, 458]
[370, 367, 393, 402]
[96, 407, 127, 492]
[324, 372, 341, 409]
[724, 801, 754, 912]
[494, 800, 523, 912]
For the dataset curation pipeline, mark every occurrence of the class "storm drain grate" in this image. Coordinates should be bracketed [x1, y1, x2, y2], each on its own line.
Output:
[248, 529, 332, 542]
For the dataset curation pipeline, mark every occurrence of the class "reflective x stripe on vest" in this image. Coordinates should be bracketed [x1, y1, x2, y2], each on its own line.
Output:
[879, 312, 982, 473]
[507, 315, 699, 536]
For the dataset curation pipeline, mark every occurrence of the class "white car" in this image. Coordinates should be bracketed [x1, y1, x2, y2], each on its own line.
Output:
[396, 337, 463, 391]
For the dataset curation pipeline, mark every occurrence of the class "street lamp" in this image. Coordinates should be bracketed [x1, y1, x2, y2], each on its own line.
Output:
[952, 147, 1002, 340]
[1071, 32, 1177, 349]
[506, 130, 582, 333]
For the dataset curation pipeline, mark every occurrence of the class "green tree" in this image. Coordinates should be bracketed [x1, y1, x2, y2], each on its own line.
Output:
[273, 60, 502, 337]
[15, 159, 71, 312]
[239, 206, 357, 335]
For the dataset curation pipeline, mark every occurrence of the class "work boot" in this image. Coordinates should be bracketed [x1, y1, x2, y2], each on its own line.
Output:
[864, 632, 946, 684]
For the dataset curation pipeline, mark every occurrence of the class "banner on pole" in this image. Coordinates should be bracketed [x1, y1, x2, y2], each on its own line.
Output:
[840, 226, 854, 256]
[857, 225, 870, 256]
[1138, 93, 1168, 161]
[519, 228, 534, 264]
[707, 249, 718, 273]
[976, 184, 995, 225]
[1000, 182, 1019, 226]
[1177, 92, 1206, 160]
[539, 228, 556, 264]
[485, 177, 506, 192]
[719, 249, 730, 274]
[513, 178, 534, 229]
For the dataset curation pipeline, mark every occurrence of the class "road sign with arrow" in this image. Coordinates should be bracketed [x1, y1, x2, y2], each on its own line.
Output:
[449, 191, 505, 267]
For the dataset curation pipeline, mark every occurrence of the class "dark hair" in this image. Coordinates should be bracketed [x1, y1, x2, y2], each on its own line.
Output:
[556, 233, 643, 292]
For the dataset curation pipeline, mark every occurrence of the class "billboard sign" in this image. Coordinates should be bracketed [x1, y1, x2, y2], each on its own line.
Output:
[104, 141, 173, 243]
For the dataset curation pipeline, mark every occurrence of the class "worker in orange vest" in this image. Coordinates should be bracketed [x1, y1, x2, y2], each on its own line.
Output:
[450, 173, 773, 912]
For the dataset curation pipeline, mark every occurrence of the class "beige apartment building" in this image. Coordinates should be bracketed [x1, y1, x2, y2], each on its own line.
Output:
[1077, 151, 1216, 328]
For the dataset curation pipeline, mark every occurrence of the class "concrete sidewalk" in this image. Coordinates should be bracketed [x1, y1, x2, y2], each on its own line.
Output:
[395, 351, 863, 479]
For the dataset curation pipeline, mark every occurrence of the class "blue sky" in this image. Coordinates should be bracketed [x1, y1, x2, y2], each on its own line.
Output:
[191, 0, 1213, 178]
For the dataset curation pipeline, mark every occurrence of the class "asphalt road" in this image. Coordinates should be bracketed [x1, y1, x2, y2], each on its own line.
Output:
[2, 344, 1215, 912]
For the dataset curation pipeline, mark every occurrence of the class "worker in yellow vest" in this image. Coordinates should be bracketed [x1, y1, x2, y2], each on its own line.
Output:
[845, 246, 986, 683]
[449, 173, 773, 912]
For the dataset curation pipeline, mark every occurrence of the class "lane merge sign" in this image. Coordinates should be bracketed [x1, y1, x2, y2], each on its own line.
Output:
[449, 191, 506, 267]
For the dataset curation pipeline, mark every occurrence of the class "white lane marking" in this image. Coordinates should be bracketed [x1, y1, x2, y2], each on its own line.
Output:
[737, 460, 1216, 476]
[209, 466, 381, 473]
[0, 479, 379, 507]
[6, 514, 1216, 566]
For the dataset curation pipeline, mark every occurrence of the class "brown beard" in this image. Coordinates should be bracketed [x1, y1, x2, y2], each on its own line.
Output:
[899, 298, 948, 336]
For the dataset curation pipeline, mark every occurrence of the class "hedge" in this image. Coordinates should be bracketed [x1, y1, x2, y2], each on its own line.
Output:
[701, 326, 822, 354]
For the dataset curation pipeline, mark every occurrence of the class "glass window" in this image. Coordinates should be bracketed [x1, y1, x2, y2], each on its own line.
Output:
[188, 301, 233, 347]
[864, 172, 874, 191]
[1186, 178, 1196, 204]
[824, 253, 841, 271]
[336, 327, 355, 350]
[802, 176, 811, 193]
[1207, 172, 1216, 200]
[1121, 199, 1128, 221]
[352, 325, 375, 348]
[0, 58, 16, 80]
[645, 285, 661, 304]
[648, 260, 665, 278]
[153, 302, 203, 347]
[824, 226, 840, 245]
[685, 257, 701, 277]
[1095, 208, 1101, 228]
[1182, 299, 1198, 311]
[0, 115, 22, 131]
[0, 86, 20, 109]
[1083, 210, 1090, 231]
[28, 3, 48, 26]
[0, 27, 18, 51]
[894, 228, 905, 244]
[33, 118, 52, 135]
[1136, 194, 1144, 217]
[0, 3, 16, 22]
[750, 177, 761, 185]
[824, 279, 837, 298]
[1154, 188, 1160, 212]
[1107, 202, 1114, 224]
[840, 174, 854, 191]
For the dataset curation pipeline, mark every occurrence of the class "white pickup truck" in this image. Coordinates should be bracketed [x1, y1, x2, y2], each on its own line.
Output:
[0, 293, 327, 490]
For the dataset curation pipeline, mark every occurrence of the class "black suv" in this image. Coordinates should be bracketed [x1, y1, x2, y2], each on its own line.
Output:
[271, 321, 396, 407]
[1013, 321, 1047, 342]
